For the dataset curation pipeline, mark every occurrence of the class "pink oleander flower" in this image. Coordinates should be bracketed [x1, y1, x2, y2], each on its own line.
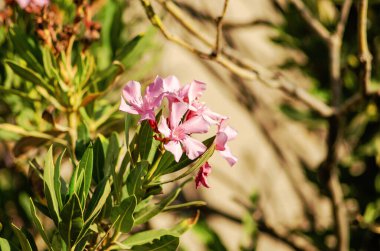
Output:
[195, 162, 212, 189]
[16, 0, 49, 9]
[158, 102, 210, 162]
[119, 80, 163, 122]
[215, 119, 238, 166]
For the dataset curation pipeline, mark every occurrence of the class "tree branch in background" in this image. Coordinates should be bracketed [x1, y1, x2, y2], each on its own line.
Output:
[335, 0, 353, 38]
[288, 0, 331, 43]
[358, 0, 372, 96]
[144, 0, 334, 117]
[213, 0, 229, 56]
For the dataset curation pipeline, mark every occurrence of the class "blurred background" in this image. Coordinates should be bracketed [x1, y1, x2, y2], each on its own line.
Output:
[2, 0, 380, 250]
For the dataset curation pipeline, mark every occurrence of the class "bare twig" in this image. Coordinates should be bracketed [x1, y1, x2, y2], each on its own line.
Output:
[288, 0, 330, 42]
[148, 0, 334, 117]
[358, 0, 372, 96]
[335, 0, 353, 38]
[213, 0, 229, 56]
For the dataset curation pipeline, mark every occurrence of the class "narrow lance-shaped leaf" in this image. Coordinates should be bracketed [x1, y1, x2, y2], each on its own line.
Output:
[5, 60, 53, 92]
[113, 195, 137, 233]
[78, 144, 94, 205]
[93, 135, 108, 184]
[58, 194, 84, 247]
[119, 212, 199, 249]
[29, 199, 54, 251]
[76, 179, 111, 245]
[137, 120, 153, 161]
[11, 224, 33, 251]
[132, 235, 179, 251]
[127, 161, 149, 199]
[44, 146, 61, 224]
[54, 149, 66, 211]
[133, 180, 188, 225]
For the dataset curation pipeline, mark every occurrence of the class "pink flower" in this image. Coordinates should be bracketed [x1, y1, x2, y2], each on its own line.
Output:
[119, 80, 163, 122]
[195, 162, 212, 188]
[158, 102, 210, 162]
[16, 0, 49, 9]
[215, 120, 238, 166]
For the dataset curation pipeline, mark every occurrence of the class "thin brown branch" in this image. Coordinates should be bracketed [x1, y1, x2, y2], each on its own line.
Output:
[213, 0, 229, 56]
[335, 0, 353, 38]
[288, 0, 331, 43]
[147, 0, 334, 117]
[358, 0, 372, 96]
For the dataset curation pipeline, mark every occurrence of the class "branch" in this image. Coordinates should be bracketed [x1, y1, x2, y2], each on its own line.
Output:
[335, 0, 353, 38]
[288, 0, 330, 43]
[148, 0, 334, 117]
[213, 0, 229, 56]
[358, 0, 372, 96]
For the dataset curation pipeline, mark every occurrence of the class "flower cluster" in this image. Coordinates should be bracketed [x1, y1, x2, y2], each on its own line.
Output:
[119, 76, 237, 188]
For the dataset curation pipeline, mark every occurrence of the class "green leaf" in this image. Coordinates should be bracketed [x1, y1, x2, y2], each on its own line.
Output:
[160, 143, 216, 184]
[5, 60, 53, 92]
[127, 161, 149, 199]
[44, 146, 61, 224]
[132, 236, 179, 251]
[76, 179, 111, 244]
[93, 135, 108, 184]
[0, 238, 10, 251]
[116, 35, 144, 62]
[124, 113, 133, 148]
[30, 199, 54, 250]
[11, 224, 33, 251]
[137, 121, 153, 161]
[54, 149, 66, 211]
[58, 194, 84, 247]
[78, 144, 94, 205]
[120, 213, 198, 249]
[41, 46, 58, 78]
[104, 132, 120, 177]
[113, 196, 137, 233]
[134, 183, 184, 225]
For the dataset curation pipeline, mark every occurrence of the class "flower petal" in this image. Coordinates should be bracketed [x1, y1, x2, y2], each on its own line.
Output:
[180, 116, 210, 134]
[188, 80, 206, 103]
[119, 96, 139, 115]
[195, 162, 212, 189]
[182, 136, 206, 160]
[215, 131, 228, 151]
[164, 140, 183, 162]
[146, 76, 164, 100]
[158, 116, 171, 138]
[122, 81, 142, 103]
[163, 75, 181, 92]
[219, 145, 238, 166]
[169, 102, 188, 128]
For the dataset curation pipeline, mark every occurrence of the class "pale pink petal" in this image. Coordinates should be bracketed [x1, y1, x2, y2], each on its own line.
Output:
[164, 140, 183, 162]
[180, 116, 209, 134]
[203, 109, 227, 125]
[33, 0, 49, 6]
[182, 136, 206, 160]
[119, 96, 139, 115]
[195, 162, 212, 189]
[219, 145, 238, 166]
[139, 111, 156, 122]
[146, 76, 164, 99]
[215, 132, 228, 151]
[163, 75, 181, 92]
[16, 0, 30, 8]
[158, 116, 171, 138]
[188, 80, 206, 103]
[223, 125, 238, 141]
[169, 102, 188, 128]
[122, 81, 142, 102]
